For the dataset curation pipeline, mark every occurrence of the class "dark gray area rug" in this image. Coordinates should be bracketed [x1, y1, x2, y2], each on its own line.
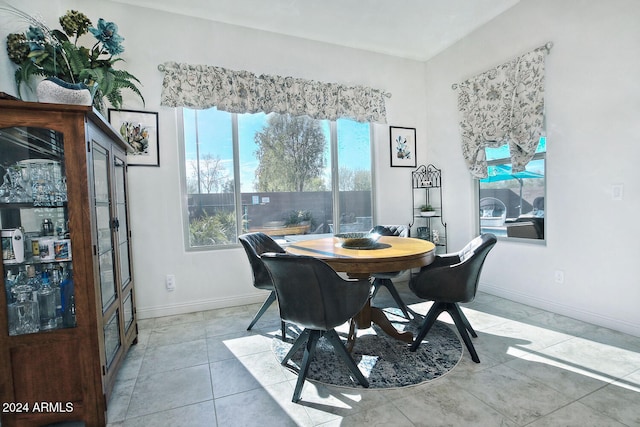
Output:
[271, 310, 462, 389]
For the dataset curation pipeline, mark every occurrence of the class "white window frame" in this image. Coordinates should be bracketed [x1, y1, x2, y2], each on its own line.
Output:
[178, 108, 376, 251]
[477, 142, 547, 243]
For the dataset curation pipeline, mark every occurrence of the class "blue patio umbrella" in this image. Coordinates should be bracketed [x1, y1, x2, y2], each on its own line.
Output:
[481, 164, 544, 215]
[482, 164, 544, 182]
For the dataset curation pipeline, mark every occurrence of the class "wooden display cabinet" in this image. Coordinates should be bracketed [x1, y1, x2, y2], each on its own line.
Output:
[0, 100, 137, 427]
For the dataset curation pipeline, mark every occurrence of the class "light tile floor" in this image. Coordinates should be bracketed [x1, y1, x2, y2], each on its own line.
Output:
[106, 283, 640, 426]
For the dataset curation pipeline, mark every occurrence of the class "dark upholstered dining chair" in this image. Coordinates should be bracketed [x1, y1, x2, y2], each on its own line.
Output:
[238, 232, 286, 339]
[369, 224, 412, 319]
[261, 252, 371, 403]
[408, 233, 497, 363]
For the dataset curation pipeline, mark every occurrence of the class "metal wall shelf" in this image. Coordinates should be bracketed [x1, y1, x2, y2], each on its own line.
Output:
[410, 164, 447, 253]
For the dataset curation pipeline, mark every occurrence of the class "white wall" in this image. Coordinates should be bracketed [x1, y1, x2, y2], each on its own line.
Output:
[0, 0, 427, 318]
[424, 0, 640, 336]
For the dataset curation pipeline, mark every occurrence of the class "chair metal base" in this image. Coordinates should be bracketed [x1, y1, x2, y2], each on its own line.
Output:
[282, 328, 369, 403]
[371, 277, 412, 319]
[410, 301, 480, 363]
[247, 291, 286, 340]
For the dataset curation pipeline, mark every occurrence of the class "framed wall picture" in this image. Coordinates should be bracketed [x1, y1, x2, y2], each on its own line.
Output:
[108, 109, 160, 166]
[389, 126, 416, 167]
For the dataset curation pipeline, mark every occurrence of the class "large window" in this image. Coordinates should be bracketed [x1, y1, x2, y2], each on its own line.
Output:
[181, 108, 373, 249]
[479, 137, 546, 240]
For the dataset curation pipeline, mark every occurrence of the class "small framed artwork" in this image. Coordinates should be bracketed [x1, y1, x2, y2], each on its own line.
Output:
[389, 126, 416, 167]
[108, 109, 160, 166]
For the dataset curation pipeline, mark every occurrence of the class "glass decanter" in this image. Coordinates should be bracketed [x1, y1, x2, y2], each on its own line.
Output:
[60, 264, 76, 328]
[26, 264, 41, 292]
[51, 267, 63, 327]
[8, 284, 40, 336]
[37, 270, 57, 330]
[5, 270, 16, 305]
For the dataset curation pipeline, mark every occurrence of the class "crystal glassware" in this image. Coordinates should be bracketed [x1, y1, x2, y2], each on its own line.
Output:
[11, 165, 30, 202]
[0, 167, 9, 202]
[31, 162, 57, 206]
[8, 284, 40, 336]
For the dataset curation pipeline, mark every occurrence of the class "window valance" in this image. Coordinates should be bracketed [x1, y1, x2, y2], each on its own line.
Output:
[157, 62, 391, 123]
[454, 44, 550, 179]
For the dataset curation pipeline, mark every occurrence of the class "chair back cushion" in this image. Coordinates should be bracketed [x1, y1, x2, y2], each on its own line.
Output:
[238, 233, 286, 291]
[262, 253, 370, 331]
[410, 234, 497, 303]
[370, 224, 409, 238]
[458, 234, 485, 262]
[370, 225, 409, 277]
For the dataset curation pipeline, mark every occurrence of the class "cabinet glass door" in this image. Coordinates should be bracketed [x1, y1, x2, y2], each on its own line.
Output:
[1, 126, 76, 335]
[104, 309, 121, 368]
[92, 144, 116, 311]
[114, 156, 131, 290]
[123, 290, 134, 332]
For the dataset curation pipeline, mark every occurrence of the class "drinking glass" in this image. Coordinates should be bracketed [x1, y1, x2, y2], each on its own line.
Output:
[37, 286, 57, 330]
[31, 162, 57, 206]
[0, 167, 9, 201]
[1, 164, 31, 203]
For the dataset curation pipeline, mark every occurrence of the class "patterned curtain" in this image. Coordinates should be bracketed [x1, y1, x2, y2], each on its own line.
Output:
[455, 47, 547, 178]
[157, 62, 390, 123]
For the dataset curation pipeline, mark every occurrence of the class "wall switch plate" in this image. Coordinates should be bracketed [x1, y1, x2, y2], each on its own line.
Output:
[166, 274, 176, 291]
[612, 184, 623, 200]
[554, 270, 564, 284]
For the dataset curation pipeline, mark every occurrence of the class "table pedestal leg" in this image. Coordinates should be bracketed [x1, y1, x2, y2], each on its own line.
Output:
[354, 301, 372, 329]
[370, 307, 413, 343]
[346, 319, 357, 352]
[352, 299, 413, 345]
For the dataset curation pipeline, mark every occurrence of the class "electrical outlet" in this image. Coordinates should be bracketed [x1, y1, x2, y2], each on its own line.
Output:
[554, 270, 564, 284]
[166, 274, 176, 291]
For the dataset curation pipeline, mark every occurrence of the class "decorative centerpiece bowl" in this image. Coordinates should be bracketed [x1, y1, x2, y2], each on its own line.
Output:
[334, 232, 381, 249]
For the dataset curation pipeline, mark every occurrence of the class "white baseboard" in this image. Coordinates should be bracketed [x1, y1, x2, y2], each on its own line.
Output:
[136, 293, 265, 319]
[136, 284, 640, 339]
[480, 283, 640, 338]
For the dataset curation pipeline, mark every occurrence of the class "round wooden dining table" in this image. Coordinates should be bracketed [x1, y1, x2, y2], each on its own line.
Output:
[286, 235, 436, 345]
